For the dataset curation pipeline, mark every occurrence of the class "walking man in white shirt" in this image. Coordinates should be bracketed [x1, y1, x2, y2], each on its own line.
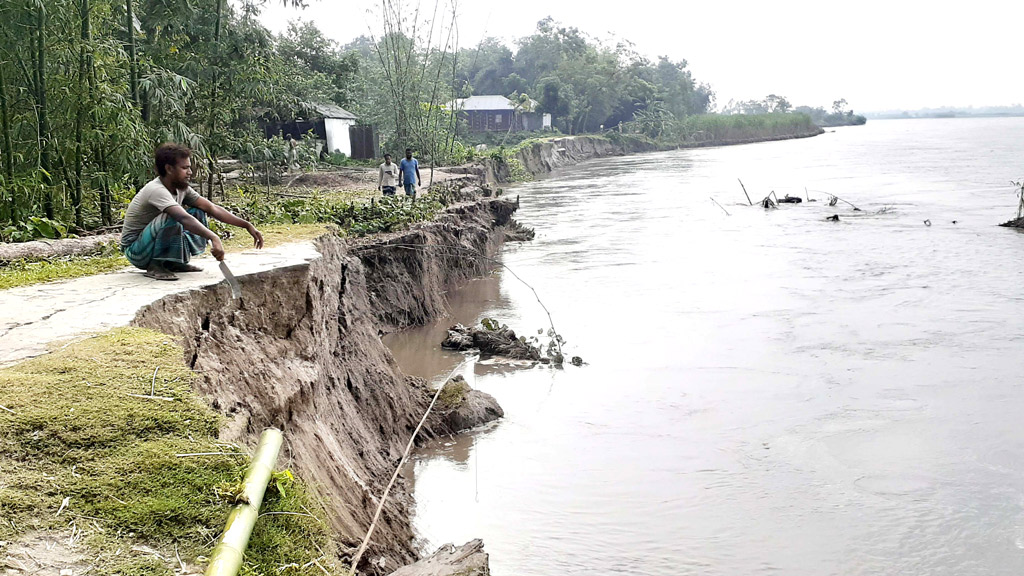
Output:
[377, 153, 399, 196]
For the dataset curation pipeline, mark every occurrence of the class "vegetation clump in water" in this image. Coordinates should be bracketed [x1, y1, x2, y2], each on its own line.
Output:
[438, 376, 471, 410]
[442, 318, 572, 365]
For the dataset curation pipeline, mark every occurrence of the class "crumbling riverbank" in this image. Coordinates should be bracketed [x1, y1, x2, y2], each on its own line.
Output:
[0, 196, 515, 576]
[128, 197, 516, 573]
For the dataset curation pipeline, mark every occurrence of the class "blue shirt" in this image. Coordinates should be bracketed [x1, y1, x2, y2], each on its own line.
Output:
[399, 158, 418, 184]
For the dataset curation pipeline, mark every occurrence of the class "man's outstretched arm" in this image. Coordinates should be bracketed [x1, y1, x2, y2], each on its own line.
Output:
[192, 197, 264, 249]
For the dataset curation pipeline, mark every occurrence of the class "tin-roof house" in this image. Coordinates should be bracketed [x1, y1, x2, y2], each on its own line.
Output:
[451, 95, 552, 132]
[264, 102, 377, 159]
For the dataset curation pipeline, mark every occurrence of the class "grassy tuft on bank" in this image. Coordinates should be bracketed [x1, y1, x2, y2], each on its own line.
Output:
[0, 328, 341, 575]
[681, 113, 818, 143]
[613, 112, 820, 146]
[0, 252, 130, 290]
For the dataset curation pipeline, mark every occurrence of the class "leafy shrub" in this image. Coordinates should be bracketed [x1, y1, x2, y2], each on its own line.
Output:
[323, 152, 349, 166]
[339, 195, 444, 236]
[212, 187, 446, 238]
[2, 217, 70, 242]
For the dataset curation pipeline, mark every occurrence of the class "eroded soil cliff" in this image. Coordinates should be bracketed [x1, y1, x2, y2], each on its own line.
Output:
[131, 198, 517, 573]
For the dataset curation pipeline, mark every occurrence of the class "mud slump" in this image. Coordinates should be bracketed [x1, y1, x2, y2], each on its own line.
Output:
[130, 197, 517, 574]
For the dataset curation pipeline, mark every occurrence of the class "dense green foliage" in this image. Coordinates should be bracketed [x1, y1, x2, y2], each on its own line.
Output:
[723, 95, 866, 127]
[451, 18, 713, 135]
[793, 107, 868, 127]
[0, 3, 821, 242]
[0, 0, 354, 239]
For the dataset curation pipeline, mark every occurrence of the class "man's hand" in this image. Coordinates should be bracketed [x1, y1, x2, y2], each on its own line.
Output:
[211, 237, 226, 261]
[248, 224, 264, 249]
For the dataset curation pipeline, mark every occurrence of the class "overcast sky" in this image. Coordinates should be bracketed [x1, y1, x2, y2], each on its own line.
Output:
[257, 0, 1024, 112]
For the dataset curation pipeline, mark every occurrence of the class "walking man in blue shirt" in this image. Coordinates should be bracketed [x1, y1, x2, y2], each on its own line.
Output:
[398, 148, 421, 200]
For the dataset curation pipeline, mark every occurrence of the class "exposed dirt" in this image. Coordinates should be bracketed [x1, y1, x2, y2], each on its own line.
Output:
[503, 219, 535, 242]
[2, 532, 87, 576]
[284, 169, 374, 190]
[283, 166, 474, 193]
[130, 198, 519, 574]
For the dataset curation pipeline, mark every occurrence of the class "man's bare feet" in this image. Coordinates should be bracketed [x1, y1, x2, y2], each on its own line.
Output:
[144, 263, 178, 281]
[166, 262, 204, 273]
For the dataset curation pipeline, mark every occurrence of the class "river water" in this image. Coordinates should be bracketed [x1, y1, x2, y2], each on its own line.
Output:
[386, 117, 1024, 576]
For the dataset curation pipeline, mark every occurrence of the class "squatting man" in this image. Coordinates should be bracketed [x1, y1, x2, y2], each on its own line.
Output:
[120, 143, 264, 281]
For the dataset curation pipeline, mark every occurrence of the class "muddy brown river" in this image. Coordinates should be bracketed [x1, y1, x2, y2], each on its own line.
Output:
[386, 117, 1024, 576]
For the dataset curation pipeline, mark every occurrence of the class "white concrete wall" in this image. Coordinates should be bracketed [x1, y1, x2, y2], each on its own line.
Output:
[325, 118, 356, 156]
[543, 113, 552, 129]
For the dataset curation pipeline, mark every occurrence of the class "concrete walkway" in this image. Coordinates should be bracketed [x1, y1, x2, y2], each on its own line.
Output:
[0, 243, 321, 367]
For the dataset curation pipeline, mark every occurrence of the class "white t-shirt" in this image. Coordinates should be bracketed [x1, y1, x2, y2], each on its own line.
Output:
[378, 162, 400, 187]
[121, 177, 200, 244]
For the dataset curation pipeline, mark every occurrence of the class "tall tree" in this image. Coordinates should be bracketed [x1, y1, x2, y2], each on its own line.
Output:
[73, 0, 93, 228]
[126, 0, 140, 109]
[34, 0, 54, 218]
[0, 57, 12, 185]
[0, 58, 12, 224]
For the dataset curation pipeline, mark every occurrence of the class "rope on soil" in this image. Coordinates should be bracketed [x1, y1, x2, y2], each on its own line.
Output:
[347, 359, 469, 575]
[350, 242, 564, 360]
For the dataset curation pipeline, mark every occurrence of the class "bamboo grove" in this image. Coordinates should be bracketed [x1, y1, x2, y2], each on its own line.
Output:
[0, 0, 337, 239]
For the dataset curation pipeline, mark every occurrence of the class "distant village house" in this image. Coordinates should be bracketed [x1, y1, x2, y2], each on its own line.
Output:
[452, 95, 552, 132]
[264, 102, 377, 159]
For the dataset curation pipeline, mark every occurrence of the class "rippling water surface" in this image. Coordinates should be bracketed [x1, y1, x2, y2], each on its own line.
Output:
[386, 117, 1024, 576]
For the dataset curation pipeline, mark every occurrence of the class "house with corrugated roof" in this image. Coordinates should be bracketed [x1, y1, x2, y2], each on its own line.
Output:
[264, 102, 377, 159]
[451, 95, 552, 132]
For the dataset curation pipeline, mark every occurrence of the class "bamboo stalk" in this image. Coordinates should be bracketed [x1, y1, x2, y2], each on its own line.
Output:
[205, 428, 284, 576]
[125, 0, 139, 109]
[710, 197, 730, 216]
[738, 178, 752, 206]
[347, 361, 467, 575]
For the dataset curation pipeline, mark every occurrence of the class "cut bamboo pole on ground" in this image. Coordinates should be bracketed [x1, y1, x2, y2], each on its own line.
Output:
[738, 179, 753, 206]
[205, 428, 284, 576]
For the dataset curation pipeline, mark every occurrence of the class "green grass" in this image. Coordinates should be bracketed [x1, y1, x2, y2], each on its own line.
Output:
[0, 328, 342, 575]
[681, 112, 818, 143]
[438, 377, 470, 410]
[0, 253, 131, 290]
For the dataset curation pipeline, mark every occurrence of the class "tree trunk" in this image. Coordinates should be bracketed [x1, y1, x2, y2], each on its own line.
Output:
[0, 62, 12, 223]
[206, 163, 214, 200]
[73, 0, 92, 230]
[98, 149, 112, 225]
[86, 35, 112, 226]
[0, 233, 121, 262]
[35, 3, 53, 219]
[125, 0, 139, 109]
[207, 0, 222, 149]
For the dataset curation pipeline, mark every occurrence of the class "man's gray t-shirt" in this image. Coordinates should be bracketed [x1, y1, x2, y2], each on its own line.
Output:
[121, 178, 200, 245]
